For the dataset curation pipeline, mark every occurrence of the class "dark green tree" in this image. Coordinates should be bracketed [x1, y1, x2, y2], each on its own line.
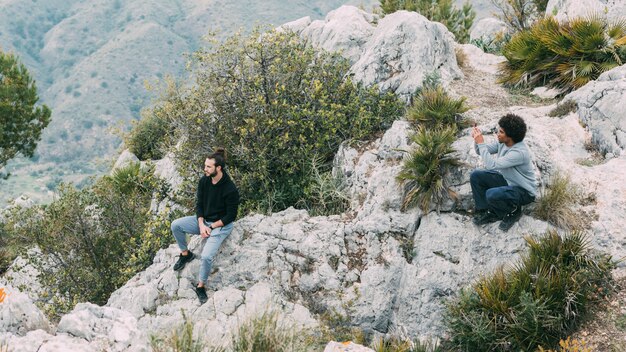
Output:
[0, 51, 51, 172]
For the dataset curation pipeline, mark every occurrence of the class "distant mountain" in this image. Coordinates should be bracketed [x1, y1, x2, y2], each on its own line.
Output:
[0, 0, 383, 204]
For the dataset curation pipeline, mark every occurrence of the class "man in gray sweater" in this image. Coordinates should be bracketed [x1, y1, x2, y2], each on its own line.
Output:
[470, 113, 537, 231]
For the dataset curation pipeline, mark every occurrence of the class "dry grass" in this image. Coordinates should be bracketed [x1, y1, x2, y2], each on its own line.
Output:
[534, 172, 586, 230]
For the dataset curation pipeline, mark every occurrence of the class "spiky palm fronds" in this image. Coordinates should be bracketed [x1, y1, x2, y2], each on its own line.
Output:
[406, 86, 469, 130]
[445, 230, 615, 352]
[500, 15, 626, 92]
[396, 126, 462, 212]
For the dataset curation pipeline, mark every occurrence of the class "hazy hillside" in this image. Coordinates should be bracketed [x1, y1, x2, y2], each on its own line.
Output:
[0, 0, 495, 205]
[0, 0, 388, 204]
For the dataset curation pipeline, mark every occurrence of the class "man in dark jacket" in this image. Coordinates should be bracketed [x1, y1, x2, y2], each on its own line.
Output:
[170, 148, 239, 304]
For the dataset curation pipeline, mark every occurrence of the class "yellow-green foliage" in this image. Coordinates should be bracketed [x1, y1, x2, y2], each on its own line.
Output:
[164, 27, 404, 214]
[396, 126, 461, 212]
[379, 0, 475, 43]
[539, 337, 591, 352]
[406, 86, 468, 130]
[445, 230, 615, 352]
[500, 16, 626, 92]
[3, 163, 174, 319]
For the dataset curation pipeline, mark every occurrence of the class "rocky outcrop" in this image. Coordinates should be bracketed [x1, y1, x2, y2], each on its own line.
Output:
[289, 6, 462, 99]
[470, 17, 508, 43]
[0, 285, 51, 336]
[565, 64, 626, 157]
[546, 0, 626, 22]
[457, 43, 506, 75]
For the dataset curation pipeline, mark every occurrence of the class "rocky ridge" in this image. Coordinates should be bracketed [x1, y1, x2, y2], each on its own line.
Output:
[2, 4, 626, 351]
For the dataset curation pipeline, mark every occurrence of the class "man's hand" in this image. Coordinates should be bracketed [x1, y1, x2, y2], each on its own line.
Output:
[471, 126, 484, 144]
[199, 223, 212, 238]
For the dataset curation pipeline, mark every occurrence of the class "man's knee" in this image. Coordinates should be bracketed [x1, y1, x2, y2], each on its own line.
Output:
[201, 254, 214, 263]
[470, 169, 487, 183]
[171, 218, 183, 233]
[485, 188, 501, 203]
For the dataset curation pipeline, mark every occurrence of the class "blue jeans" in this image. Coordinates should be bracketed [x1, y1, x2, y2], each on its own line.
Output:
[470, 169, 534, 218]
[171, 215, 234, 284]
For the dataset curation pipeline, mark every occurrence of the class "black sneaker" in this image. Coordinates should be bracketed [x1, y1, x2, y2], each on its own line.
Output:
[473, 210, 500, 225]
[499, 206, 522, 232]
[193, 285, 208, 305]
[173, 251, 195, 271]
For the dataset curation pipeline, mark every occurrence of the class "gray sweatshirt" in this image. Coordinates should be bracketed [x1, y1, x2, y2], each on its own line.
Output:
[474, 141, 537, 197]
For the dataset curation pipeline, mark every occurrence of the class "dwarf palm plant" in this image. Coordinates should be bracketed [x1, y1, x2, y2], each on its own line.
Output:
[500, 16, 626, 92]
[406, 86, 469, 130]
[445, 230, 615, 351]
[397, 126, 461, 212]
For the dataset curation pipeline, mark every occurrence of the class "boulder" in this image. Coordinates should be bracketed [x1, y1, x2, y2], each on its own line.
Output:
[299, 6, 377, 64]
[546, 0, 626, 22]
[470, 17, 509, 44]
[324, 341, 375, 352]
[565, 64, 626, 156]
[0, 285, 51, 336]
[457, 44, 506, 75]
[112, 149, 140, 171]
[349, 10, 462, 100]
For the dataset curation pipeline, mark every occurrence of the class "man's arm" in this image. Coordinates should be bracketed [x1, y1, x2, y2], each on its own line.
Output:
[474, 141, 499, 155]
[478, 145, 525, 170]
[195, 178, 210, 237]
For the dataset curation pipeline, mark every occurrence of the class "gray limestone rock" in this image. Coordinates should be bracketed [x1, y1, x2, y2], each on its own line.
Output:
[112, 149, 140, 171]
[470, 18, 509, 43]
[0, 286, 51, 336]
[546, 0, 626, 22]
[565, 64, 626, 156]
[349, 10, 462, 100]
[300, 6, 376, 63]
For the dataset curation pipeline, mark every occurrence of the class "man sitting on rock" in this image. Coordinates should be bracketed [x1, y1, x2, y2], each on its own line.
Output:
[170, 148, 240, 304]
[470, 113, 537, 231]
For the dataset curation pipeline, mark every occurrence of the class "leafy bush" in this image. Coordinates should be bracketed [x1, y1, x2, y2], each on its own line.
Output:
[164, 28, 404, 214]
[499, 16, 626, 93]
[445, 230, 615, 352]
[397, 126, 461, 212]
[534, 172, 584, 230]
[379, 0, 476, 43]
[3, 163, 173, 318]
[548, 100, 577, 117]
[125, 110, 170, 161]
[406, 86, 468, 130]
[296, 157, 349, 216]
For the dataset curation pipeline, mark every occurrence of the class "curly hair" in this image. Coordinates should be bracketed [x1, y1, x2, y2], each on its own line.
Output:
[498, 113, 527, 143]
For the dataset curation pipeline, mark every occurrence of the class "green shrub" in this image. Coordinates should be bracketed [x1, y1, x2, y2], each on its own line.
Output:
[534, 172, 584, 230]
[500, 16, 626, 93]
[297, 157, 349, 216]
[548, 100, 577, 117]
[406, 86, 468, 130]
[445, 230, 615, 352]
[3, 163, 172, 319]
[166, 28, 404, 214]
[379, 0, 476, 43]
[397, 126, 461, 212]
[125, 110, 169, 161]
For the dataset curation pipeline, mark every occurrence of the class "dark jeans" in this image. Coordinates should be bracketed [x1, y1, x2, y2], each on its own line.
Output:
[470, 169, 535, 218]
